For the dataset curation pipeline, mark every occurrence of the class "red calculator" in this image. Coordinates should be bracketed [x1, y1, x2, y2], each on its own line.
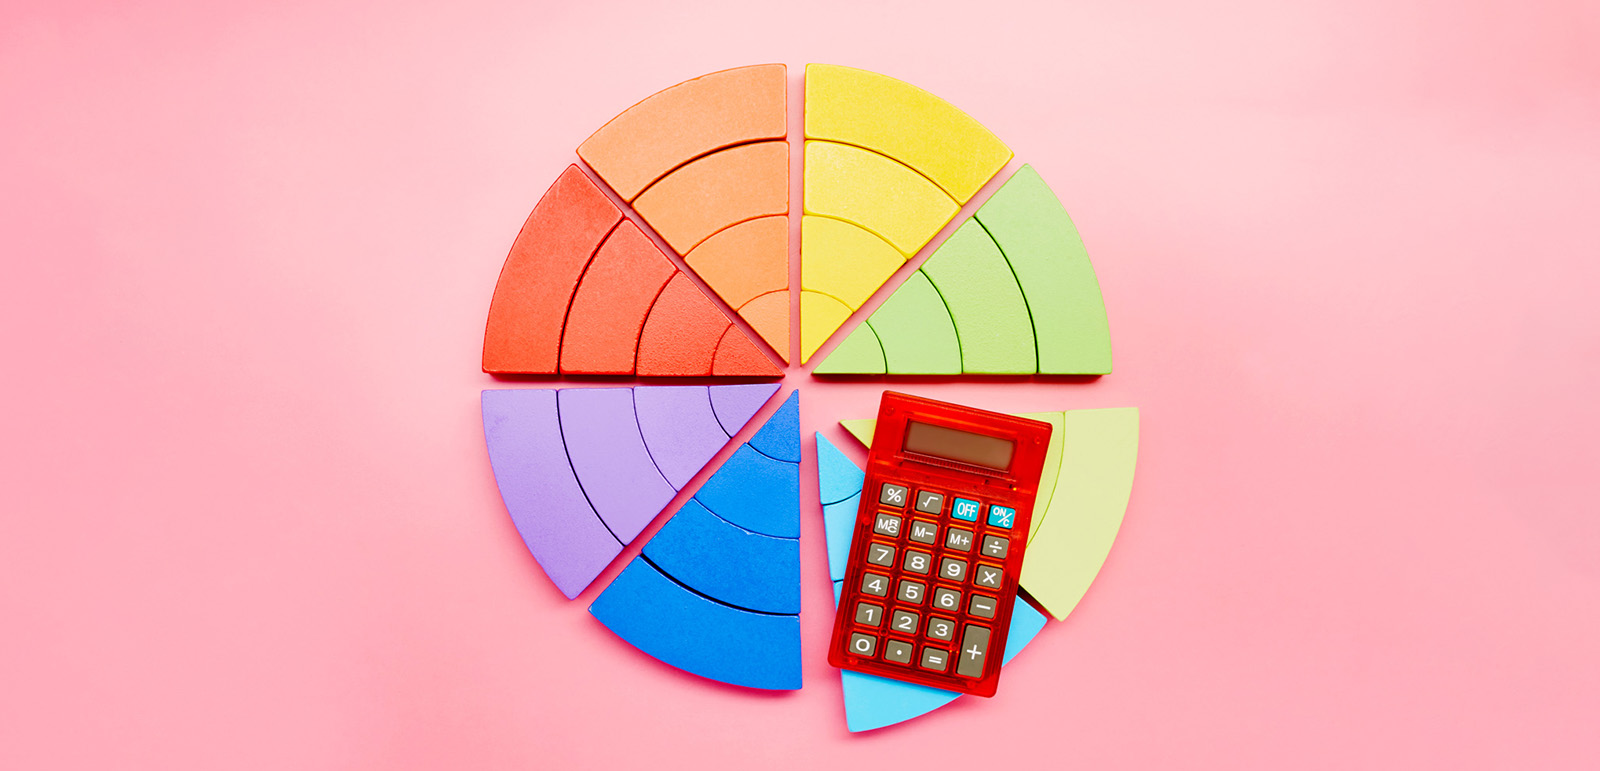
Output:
[826, 391, 1053, 698]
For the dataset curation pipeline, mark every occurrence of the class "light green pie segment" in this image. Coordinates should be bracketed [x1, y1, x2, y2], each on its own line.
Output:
[976, 165, 1111, 374]
[920, 219, 1035, 374]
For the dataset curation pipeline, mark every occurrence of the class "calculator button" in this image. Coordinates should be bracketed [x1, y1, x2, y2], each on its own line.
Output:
[897, 579, 926, 604]
[861, 572, 890, 597]
[866, 542, 895, 567]
[956, 625, 992, 678]
[891, 609, 920, 634]
[968, 593, 998, 619]
[974, 564, 1004, 589]
[914, 490, 945, 514]
[854, 601, 883, 626]
[873, 513, 903, 538]
[986, 504, 1017, 529]
[903, 549, 932, 575]
[920, 646, 949, 672]
[849, 632, 878, 657]
[883, 639, 914, 665]
[939, 557, 968, 582]
[879, 483, 909, 508]
[926, 616, 956, 642]
[951, 498, 981, 522]
[932, 587, 962, 612]
[980, 534, 1010, 559]
[908, 519, 938, 545]
[945, 527, 974, 552]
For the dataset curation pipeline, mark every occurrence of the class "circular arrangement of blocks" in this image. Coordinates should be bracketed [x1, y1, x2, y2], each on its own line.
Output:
[478, 63, 1140, 729]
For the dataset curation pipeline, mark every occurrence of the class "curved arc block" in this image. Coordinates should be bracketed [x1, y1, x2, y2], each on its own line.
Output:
[735, 289, 791, 364]
[804, 63, 1012, 203]
[634, 140, 789, 255]
[632, 386, 728, 490]
[858, 271, 962, 374]
[918, 219, 1037, 374]
[559, 222, 678, 375]
[635, 273, 730, 377]
[590, 558, 801, 690]
[802, 140, 958, 256]
[1020, 408, 1139, 620]
[483, 165, 622, 374]
[695, 445, 800, 539]
[975, 166, 1112, 375]
[578, 64, 788, 201]
[642, 499, 799, 615]
[557, 388, 677, 544]
[809, 319, 887, 375]
[481, 389, 622, 599]
[800, 214, 906, 308]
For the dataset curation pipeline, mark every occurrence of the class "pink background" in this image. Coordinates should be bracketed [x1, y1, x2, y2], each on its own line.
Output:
[3, 0, 1598, 767]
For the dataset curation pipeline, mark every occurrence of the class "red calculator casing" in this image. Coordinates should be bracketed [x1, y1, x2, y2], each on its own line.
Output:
[826, 391, 1052, 698]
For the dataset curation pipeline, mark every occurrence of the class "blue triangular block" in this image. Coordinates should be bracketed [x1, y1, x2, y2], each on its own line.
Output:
[748, 390, 800, 462]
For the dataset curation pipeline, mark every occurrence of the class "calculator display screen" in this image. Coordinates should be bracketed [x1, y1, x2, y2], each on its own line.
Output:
[903, 421, 1015, 470]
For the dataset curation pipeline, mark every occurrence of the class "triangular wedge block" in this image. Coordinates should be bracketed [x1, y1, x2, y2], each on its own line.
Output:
[579, 64, 787, 202]
[483, 166, 621, 374]
[481, 385, 777, 599]
[815, 433, 1049, 731]
[805, 63, 1012, 203]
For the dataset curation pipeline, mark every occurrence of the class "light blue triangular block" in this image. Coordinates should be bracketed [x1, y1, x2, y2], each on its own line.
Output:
[816, 433, 866, 505]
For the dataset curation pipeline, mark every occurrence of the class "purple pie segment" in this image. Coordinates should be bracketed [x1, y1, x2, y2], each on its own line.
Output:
[481, 389, 622, 599]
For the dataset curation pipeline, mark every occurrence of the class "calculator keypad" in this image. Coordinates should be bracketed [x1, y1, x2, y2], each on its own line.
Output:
[837, 481, 1025, 689]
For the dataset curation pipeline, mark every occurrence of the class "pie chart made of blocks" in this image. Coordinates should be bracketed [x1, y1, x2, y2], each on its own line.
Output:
[478, 63, 1140, 729]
